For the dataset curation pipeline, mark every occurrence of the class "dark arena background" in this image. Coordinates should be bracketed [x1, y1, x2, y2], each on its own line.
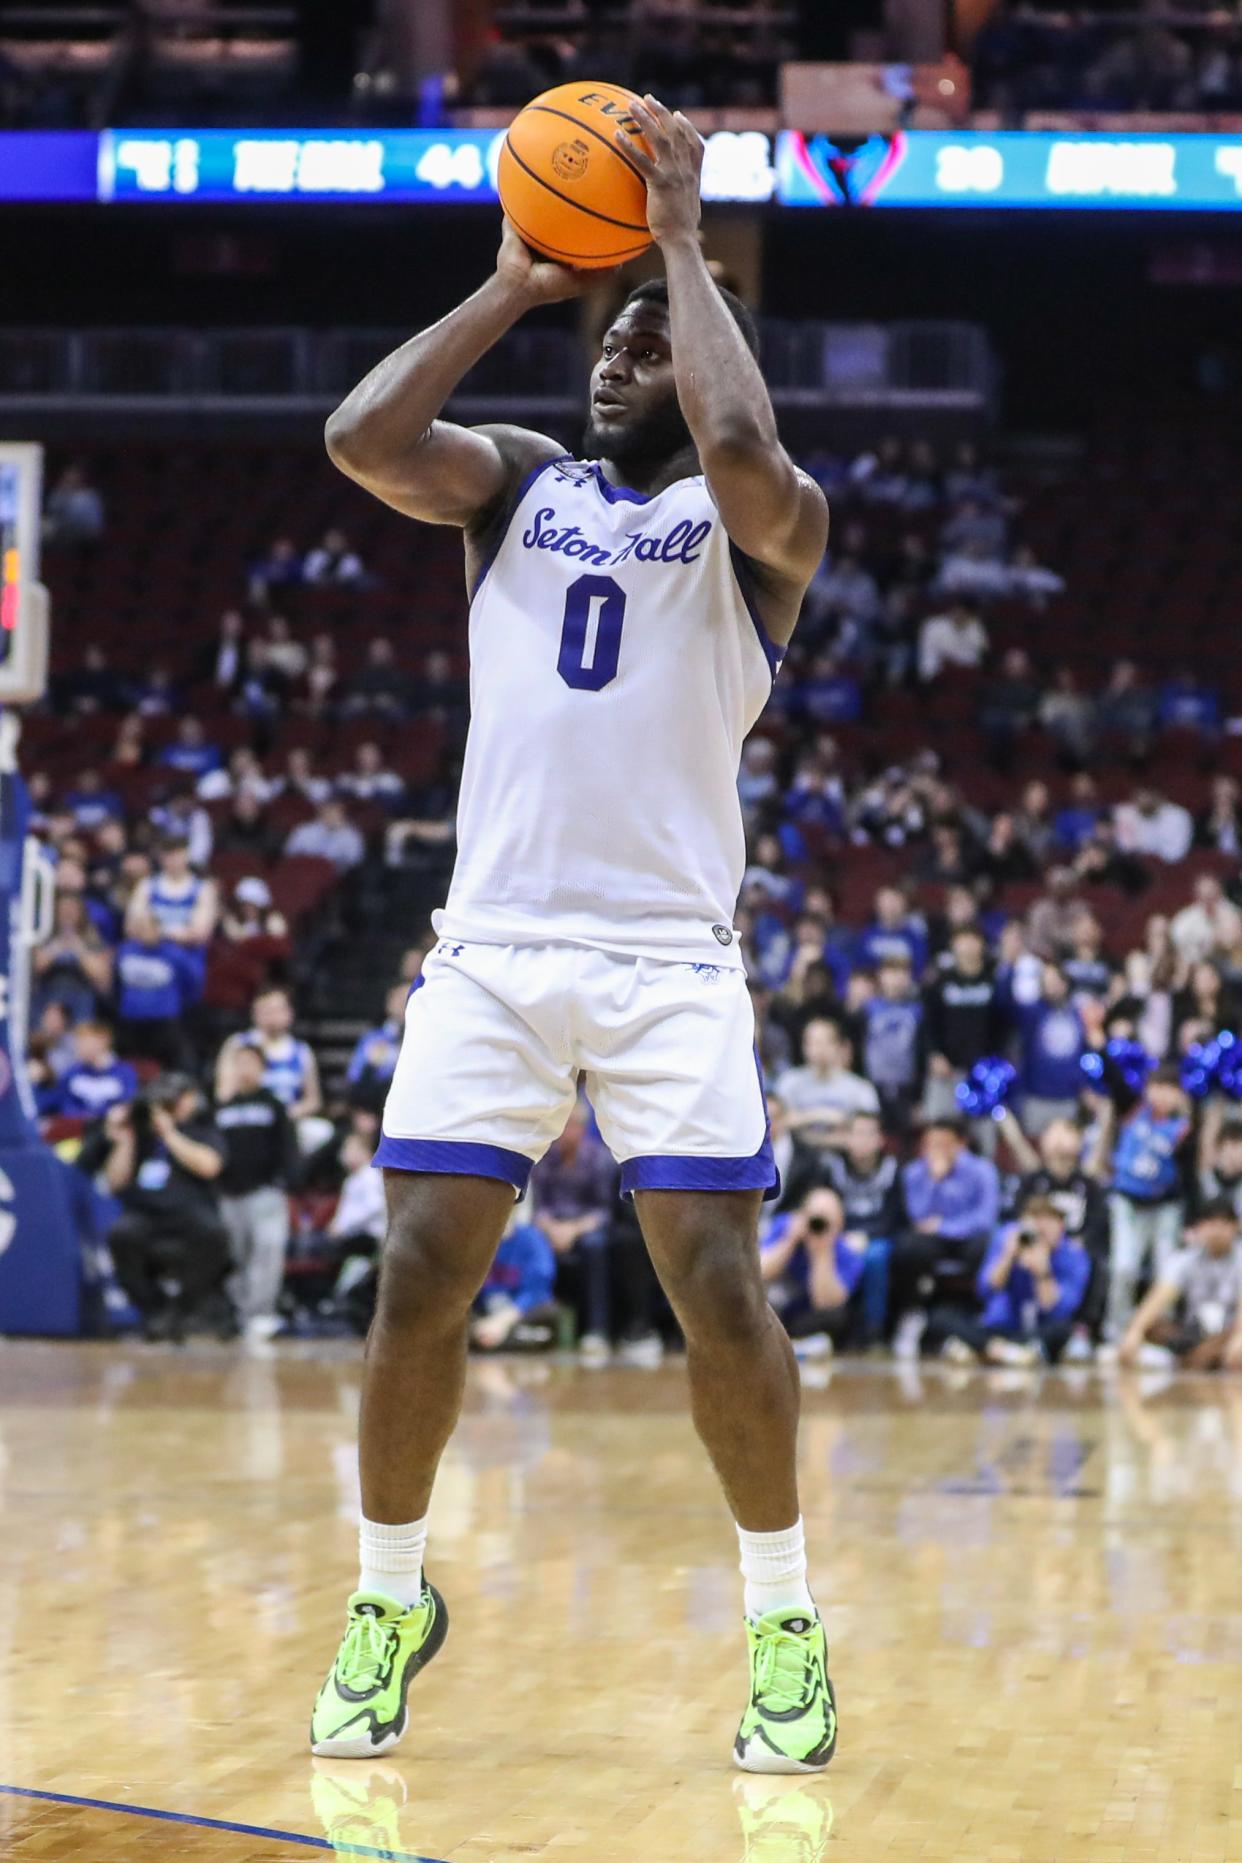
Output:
[2, 3, 1242, 1859]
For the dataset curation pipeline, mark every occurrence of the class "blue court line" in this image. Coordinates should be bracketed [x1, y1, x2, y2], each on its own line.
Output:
[0, 1782, 445, 1861]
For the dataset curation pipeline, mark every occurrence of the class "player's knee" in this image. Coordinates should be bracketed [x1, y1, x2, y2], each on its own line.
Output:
[375, 1214, 478, 1333]
[663, 1230, 768, 1352]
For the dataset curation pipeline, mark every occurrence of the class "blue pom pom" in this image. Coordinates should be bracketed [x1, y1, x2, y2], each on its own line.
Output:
[1105, 1038, 1155, 1097]
[1182, 1040, 1221, 1101]
[955, 1056, 1017, 1119]
[1216, 1032, 1242, 1101]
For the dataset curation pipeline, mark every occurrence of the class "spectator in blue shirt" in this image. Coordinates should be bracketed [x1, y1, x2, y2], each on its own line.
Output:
[856, 885, 929, 979]
[1157, 670, 1221, 735]
[797, 653, 862, 727]
[857, 952, 926, 1132]
[62, 769, 125, 833]
[346, 983, 408, 1113]
[783, 752, 846, 840]
[1053, 773, 1102, 854]
[471, 1219, 558, 1352]
[249, 535, 303, 604]
[46, 1017, 138, 1121]
[760, 1186, 866, 1356]
[1093, 1065, 1192, 1344]
[158, 717, 223, 780]
[891, 1117, 1001, 1356]
[926, 1195, 1090, 1366]
[1002, 960, 1087, 1135]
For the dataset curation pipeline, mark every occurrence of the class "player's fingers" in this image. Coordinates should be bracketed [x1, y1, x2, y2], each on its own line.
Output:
[614, 129, 658, 174]
[642, 92, 676, 128]
[627, 96, 671, 150]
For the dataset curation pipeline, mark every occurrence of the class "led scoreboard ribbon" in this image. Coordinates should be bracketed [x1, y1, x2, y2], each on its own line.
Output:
[1, 127, 1242, 209]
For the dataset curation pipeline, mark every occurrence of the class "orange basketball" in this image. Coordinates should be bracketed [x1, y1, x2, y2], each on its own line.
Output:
[498, 82, 654, 271]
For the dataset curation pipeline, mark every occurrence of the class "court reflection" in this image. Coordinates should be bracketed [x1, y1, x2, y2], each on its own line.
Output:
[308, 1757, 413, 1858]
[732, 1777, 832, 1863]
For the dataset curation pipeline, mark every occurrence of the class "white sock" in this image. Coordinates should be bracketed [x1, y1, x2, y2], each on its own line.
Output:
[737, 1517, 816, 1623]
[358, 1515, 428, 1610]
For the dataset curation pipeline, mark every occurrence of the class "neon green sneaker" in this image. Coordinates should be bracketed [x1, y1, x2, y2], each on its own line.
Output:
[733, 1609, 837, 1774]
[310, 1585, 448, 1758]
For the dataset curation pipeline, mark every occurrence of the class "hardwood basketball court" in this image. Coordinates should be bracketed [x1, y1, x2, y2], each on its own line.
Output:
[3, 1340, 1241, 1861]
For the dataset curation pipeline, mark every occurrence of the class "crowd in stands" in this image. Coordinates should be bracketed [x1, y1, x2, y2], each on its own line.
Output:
[973, 9, 1242, 117]
[22, 425, 1242, 1368]
[465, 2, 792, 112]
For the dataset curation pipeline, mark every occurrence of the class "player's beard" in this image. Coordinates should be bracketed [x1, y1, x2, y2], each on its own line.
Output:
[582, 393, 693, 471]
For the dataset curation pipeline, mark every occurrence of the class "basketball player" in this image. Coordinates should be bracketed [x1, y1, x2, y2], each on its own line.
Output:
[311, 95, 836, 1774]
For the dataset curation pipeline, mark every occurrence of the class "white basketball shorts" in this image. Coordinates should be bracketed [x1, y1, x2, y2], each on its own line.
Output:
[374, 938, 778, 1200]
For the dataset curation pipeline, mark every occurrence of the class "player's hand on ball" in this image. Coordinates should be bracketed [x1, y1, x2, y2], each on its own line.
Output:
[495, 216, 593, 305]
[616, 94, 704, 246]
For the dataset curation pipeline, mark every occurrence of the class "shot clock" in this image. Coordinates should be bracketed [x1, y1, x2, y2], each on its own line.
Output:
[0, 444, 49, 706]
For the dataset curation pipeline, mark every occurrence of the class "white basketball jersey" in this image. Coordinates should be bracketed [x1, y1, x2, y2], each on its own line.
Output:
[433, 457, 782, 967]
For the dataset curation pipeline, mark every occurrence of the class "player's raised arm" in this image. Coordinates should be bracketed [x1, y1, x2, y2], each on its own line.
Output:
[324, 222, 592, 529]
[617, 97, 828, 641]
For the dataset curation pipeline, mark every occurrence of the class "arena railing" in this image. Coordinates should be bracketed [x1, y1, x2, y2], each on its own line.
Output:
[0, 320, 995, 425]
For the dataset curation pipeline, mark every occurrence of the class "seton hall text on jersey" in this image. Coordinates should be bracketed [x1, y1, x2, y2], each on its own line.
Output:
[520, 507, 713, 568]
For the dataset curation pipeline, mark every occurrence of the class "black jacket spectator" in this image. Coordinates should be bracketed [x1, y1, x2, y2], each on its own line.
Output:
[824, 1150, 908, 1239]
[215, 1087, 299, 1197]
[924, 955, 1006, 1072]
[80, 1079, 230, 1340]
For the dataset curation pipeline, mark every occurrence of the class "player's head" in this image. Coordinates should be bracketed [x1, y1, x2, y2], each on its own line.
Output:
[583, 277, 759, 470]
[1017, 1194, 1065, 1250]
[1040, 1116, 1083, 1176]
[1215, 1120, 1242, 1178]
[803, 1016, 849, 1073]
[73, 1017, 114, 1064]
[232, 1039, 267, 1093]
[950, 923, 987, 973]
[877, 952, 912, 997]
[1194, 1196, 1240, 1257]
[159, 831, 191, 873]
[845, 1109, 884, 1169]
[922, 1116, 966, 1175]
[1145, 1063, 1185, 1120]
[252, 985, 293, 1037]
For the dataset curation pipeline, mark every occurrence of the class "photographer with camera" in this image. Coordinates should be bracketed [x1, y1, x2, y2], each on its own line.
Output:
[925, 1194, 1090, 1367]
[759, 1185, 867, 1359]
[82, 1074, 231, 1342]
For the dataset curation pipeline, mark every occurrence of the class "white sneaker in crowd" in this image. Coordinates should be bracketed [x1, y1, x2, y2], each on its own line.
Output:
[940, 1337, 976, 1366]
[577, 1332, 611, 1367]
[616, 1331, 664, 1369]
[244, 1314, 283, 1342]
[986, 1339, 1040, 1368]
[892, 1310, 928, 1362]
[792, 1333, 834, 1362]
